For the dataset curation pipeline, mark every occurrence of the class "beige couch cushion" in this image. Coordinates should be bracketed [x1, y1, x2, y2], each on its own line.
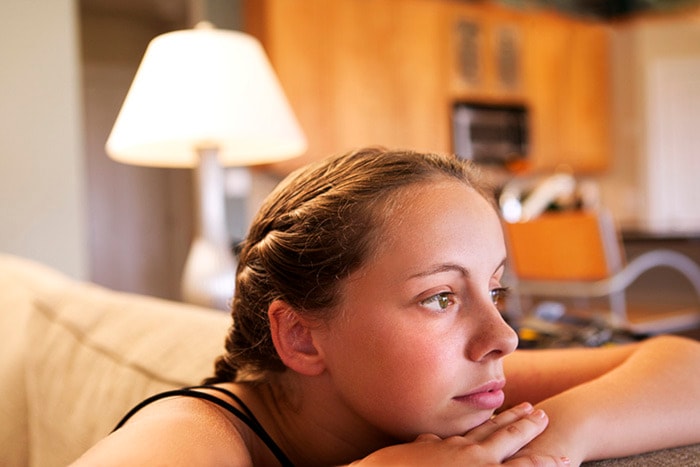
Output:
[0, 255, 74, 467]
[6, 256, 230, 466]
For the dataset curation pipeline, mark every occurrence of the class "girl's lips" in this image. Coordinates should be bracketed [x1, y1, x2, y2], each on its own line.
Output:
[453, 380, 506, 410]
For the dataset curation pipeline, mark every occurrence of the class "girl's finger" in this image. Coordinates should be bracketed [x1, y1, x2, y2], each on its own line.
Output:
[463, 402, 535, 442]
[479, 408, 550, 460]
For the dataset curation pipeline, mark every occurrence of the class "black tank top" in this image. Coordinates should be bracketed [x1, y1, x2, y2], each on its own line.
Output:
[113, 385, 294, 466]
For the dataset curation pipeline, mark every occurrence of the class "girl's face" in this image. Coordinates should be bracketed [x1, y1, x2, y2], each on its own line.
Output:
[314, 179, 518, 440]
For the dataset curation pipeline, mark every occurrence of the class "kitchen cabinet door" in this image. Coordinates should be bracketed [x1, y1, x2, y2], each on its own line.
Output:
[446, 1, 526, 102]
[523, 12, 611, 173]
[244, 0, 451, 175]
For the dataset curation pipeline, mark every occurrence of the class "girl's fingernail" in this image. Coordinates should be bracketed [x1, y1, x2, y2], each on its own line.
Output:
[532, 409, 546, 419]
[561, 456, 571, 465]
[517, 402, 533, 412]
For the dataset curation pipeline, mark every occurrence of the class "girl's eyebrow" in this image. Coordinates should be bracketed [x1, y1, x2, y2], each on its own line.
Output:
[494, 257, 507, 275]
[408, 257, 507, 280]
[408, 263, 469, 280]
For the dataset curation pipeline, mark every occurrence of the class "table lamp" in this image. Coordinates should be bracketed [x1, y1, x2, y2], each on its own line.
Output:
[105, 22, 306, 310]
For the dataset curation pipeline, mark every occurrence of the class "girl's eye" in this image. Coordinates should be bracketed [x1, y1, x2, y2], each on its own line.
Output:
[420, 292, 455, 312]
[490, 287, 510, 312]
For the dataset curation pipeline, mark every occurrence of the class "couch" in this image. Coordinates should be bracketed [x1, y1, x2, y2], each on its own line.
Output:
[1, 253, 698, 466]
[0, 254, 229, 466]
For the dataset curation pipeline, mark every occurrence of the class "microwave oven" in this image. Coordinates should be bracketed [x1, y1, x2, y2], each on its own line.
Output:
[451, 102, 529, 166]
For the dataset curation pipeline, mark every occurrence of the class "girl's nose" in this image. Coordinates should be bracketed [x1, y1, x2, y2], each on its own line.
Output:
[466, 300, 519, 362]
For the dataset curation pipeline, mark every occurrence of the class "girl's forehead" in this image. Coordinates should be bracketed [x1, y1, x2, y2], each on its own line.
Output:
[343, 180, 505, 287]
[369, 180, 494, 250]
[378, 178, 484, 219]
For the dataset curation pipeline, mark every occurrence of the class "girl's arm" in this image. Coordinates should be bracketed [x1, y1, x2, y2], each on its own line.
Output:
[504, 335, 700, 465]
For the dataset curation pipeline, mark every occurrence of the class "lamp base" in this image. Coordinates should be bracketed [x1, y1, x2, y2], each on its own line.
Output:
[181, 236, 236, 310]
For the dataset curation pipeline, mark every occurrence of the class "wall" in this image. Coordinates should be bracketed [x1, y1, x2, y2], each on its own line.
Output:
[0, 0, 88, 278]
[600, 12, 700, 316]
[601, 12, 700, 236]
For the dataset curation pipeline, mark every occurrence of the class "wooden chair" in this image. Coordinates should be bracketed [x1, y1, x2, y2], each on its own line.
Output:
[502, 209, 700, 334]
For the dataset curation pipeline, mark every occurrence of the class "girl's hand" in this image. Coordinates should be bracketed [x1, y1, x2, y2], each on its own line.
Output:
[351, 403, 571, 466]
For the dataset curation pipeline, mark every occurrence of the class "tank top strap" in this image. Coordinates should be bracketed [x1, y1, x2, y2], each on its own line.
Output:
[112, 385, 294, 467]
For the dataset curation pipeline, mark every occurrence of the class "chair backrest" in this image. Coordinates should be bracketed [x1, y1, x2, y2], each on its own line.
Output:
[503, 210, 624, 282]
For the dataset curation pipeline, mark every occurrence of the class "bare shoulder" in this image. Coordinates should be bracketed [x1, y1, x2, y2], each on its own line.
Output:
[70, 394, 253, 467]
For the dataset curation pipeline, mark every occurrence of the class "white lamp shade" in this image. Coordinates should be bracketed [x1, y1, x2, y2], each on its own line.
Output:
[106, 23, 306, 167]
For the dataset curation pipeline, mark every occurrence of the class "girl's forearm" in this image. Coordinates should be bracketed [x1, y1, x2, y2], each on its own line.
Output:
[528, 335, 700, 464]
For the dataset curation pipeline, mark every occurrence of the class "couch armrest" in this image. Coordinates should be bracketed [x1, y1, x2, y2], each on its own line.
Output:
[583, 442, 700, 466]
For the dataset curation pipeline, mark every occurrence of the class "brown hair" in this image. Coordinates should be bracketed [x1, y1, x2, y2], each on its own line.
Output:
[204, 147, 492, 384]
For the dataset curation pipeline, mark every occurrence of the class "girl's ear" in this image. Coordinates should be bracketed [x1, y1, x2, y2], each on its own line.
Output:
[268, 300, 326, 376]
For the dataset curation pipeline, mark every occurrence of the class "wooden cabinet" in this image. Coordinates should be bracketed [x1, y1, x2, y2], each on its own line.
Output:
[521, 12, 611, 172]
[244, 0, 610, 175]
[244, 0, 452, 174]
[445, 2, 526, 102]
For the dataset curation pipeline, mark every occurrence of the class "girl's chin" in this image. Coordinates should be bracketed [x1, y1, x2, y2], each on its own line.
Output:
[462, 410, 497, 433]
[431, 410, 498, 439]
